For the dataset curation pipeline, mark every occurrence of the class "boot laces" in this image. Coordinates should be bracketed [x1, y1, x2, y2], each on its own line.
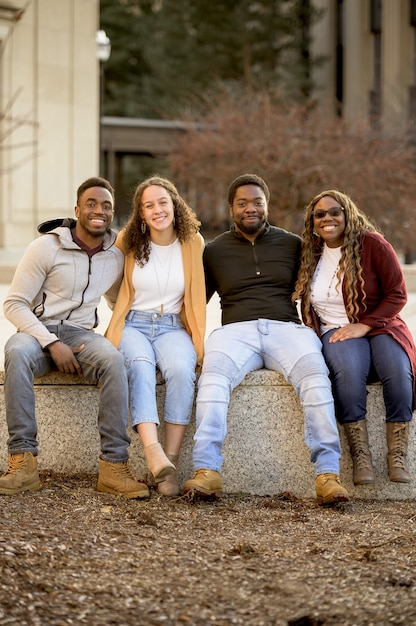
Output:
[111, 462, 135, 480]
[320, 473, 340, 485]
[390, 452, 407, 469]
[389, 424, 408, 469]
[348, 425, 372, 469]
[391, 423, 406, 445]
[6, 455, 26, 476]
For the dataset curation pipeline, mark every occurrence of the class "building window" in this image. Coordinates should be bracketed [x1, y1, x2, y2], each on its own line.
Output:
[369, 0, 382, 126]
[335, 0, 343, 116]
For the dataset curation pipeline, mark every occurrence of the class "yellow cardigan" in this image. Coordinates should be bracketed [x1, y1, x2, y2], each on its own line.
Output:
[105, 231, 206, 365]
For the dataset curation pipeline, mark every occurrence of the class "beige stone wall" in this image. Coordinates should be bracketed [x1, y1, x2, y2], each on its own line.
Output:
[0, 0, 99, 248]
[310, 0, 414, 132]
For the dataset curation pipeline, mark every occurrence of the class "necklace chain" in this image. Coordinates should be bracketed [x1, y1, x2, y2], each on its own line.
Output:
[312, 252, 340, 315]
[151, 240, 176, 315]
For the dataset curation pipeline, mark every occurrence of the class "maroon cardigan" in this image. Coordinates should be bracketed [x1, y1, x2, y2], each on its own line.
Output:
[304, 231, 416, 408]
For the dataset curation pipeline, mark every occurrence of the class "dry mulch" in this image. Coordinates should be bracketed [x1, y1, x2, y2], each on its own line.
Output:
[1, 472, 416, 626]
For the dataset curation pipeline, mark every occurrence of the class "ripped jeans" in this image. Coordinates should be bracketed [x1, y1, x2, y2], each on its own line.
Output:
[193, 319, 341, 476]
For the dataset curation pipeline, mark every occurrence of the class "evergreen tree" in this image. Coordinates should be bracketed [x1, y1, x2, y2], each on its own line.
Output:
[100, 0, 323, 118]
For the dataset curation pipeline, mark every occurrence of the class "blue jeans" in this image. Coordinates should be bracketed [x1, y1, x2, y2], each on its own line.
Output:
[4, 326, 131, 462]
[119, 311, 197, 428]
[193, 319, 342, 476]
[321, 330, 413, 424]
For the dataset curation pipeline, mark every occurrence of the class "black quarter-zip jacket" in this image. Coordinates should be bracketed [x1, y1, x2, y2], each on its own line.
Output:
[204, 223, 302, 326]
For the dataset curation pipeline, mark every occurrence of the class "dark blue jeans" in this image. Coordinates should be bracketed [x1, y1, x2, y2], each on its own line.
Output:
[321, 330, 413, 424]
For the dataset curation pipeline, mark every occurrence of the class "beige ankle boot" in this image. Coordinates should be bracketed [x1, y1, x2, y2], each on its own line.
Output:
[386, 422, 411, 483]
[144, 443, 175, 483]
[0, 452, 41, 495]
[344, 421, 375, 485]
[158, 454, 179, 496]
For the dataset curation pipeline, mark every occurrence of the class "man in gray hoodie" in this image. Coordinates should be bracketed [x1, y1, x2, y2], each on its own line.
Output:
[0, 176, 149, 498]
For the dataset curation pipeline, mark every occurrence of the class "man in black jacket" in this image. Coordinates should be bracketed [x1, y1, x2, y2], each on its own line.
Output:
[182, 174, 349, 505]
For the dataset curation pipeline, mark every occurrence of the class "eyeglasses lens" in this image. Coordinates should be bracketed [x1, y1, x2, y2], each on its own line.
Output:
[313, 208, 343, 219]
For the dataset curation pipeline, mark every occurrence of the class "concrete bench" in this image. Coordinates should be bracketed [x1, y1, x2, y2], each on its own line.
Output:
[0, 370, 414, 500]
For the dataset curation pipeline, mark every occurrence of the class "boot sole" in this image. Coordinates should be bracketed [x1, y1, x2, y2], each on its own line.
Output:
[0, 481, 42, 495]
[182, 485, 223, 499]
[96, 483, 150, 499]
[317, 493, 349, 506]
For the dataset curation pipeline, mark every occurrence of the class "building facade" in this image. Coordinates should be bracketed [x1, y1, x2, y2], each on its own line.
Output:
[0, 0, 99, 249]
[0, 0, 415, 250]
[311, 0, 416, 134]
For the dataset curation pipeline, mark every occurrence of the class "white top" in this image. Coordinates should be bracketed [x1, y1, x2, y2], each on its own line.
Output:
[310, 244, 349, 334]
[131, 239, 184, 315]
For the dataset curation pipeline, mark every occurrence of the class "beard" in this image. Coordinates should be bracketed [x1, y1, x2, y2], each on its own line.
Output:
[235, 215, 266, 236]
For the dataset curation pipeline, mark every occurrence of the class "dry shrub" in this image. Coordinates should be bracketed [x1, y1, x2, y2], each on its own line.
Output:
[169, 91, 416, 251]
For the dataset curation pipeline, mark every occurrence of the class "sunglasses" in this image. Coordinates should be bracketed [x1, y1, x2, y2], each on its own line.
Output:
[312, 207, 344, 219]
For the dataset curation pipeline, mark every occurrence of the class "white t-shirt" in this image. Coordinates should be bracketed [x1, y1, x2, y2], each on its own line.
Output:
[131, 239, 184, 315]
[310, 244, 349, 334]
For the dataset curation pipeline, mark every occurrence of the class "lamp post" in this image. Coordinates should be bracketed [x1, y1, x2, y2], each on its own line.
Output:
[96, 30, 111, 176]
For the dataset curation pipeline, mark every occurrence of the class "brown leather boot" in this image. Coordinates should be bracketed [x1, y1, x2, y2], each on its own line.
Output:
[97, 459, 150, 498]
[386, 422, 411, 483]
[315, 473, 349, 506]
[158, 454, 179, 496]
[0, 452, 41, 494]
[344, 421, 375, 485]
[182, 469, 223, 498]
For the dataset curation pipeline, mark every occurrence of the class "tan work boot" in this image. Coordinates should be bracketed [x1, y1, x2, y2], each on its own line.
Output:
[0, 452, 41, 495]
[158, 454, 179, 496]
[143, 442, 175, 483]
[315, 473, 349, 506]
[386, 422, 411, 483]
[97, 459, 150, 499]
[344, 420, 375, 485]
[182, 469, 223, 498]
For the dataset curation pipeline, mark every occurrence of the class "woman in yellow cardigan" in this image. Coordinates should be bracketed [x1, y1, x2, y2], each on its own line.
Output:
[106, 176, 206, 496]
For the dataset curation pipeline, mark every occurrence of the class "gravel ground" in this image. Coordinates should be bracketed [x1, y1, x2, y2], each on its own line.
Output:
[1, 472, 416, 626]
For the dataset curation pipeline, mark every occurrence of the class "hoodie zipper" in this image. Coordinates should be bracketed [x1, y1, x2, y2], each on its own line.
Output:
[251, 241, 261, 276]
[64, 253, 92, 321]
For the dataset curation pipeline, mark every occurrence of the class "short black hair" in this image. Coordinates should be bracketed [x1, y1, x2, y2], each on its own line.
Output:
[76, 177, 115, 205]
[227, 174, 270, 206]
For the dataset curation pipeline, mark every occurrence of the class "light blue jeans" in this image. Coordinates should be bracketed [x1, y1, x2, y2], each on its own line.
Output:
[193, 319, 341, 476]
[4, 326, 131, 462]
[119, 311, 197, 428]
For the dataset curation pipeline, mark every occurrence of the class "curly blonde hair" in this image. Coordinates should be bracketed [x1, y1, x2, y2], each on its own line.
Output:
[122, 175, 201, 265]
[293, 189, 381, 326]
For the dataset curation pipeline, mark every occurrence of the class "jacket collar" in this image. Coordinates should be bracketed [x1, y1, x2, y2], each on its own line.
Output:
[37, 218, 117, 250]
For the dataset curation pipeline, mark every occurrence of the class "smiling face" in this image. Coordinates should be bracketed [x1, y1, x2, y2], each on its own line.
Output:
[74, 186, 114, 246]
[141, 184, 175, 242]
[312, 195, 346, 248]
[230, 184, 268, 242]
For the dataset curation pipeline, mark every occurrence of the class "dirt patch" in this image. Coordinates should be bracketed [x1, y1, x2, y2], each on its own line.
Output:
[1, 472, 416, 625]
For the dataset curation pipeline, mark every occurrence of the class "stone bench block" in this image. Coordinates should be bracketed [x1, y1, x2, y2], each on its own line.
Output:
[0, 370, 415, 499]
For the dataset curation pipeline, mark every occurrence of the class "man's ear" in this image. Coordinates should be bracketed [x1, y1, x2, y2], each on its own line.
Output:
[229, 205, 234, 218]
[74, 205, 80, 218]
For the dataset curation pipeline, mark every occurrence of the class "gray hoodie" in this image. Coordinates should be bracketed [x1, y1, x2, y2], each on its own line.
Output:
[3, 218, 124, 348]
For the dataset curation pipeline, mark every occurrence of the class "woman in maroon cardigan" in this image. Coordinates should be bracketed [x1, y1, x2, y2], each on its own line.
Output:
[294, 190, 416, 486]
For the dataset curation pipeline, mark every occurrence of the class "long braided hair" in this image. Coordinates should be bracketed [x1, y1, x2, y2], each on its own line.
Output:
[293, 190, 380, 326]
[122, 175, 201, 266]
